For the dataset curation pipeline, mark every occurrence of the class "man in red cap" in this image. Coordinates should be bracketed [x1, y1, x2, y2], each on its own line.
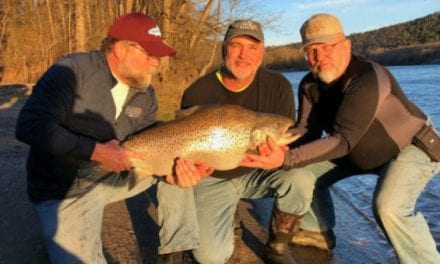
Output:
[16, 13, 207, 263]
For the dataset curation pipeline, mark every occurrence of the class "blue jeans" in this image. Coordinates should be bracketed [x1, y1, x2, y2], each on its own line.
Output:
[293, 145, 440, 264]
[190, 168, 313, 264]
[156, 181, 200, 254]
[33, 173, 199, 263]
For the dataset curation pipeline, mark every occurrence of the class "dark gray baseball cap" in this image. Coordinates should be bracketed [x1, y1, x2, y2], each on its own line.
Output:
[224, 19, 264, 42]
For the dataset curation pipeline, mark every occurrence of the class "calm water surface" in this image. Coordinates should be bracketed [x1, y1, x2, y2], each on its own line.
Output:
[279, 65, 440, 262]
[282, 64, 440, 129]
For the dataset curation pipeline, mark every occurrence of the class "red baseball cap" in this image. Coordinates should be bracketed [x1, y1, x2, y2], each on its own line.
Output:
[108, 13, 176, 57]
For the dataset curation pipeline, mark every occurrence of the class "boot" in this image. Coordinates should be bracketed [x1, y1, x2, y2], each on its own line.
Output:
[265, 207, 303, 264]
[234, 204, 243, 239]
[291, 229, 336, 251]
[155, 251, 195, 264]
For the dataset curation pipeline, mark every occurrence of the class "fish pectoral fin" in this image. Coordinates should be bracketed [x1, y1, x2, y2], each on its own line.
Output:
[250, 129, 265, 148]
[128, 173, 139, 190]
[245, 149, 259, 155]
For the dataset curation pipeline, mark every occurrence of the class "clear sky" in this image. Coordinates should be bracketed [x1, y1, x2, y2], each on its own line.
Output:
[254, 0, 440, 46]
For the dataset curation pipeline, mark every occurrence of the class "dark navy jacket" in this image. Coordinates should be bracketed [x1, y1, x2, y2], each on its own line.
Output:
[16, 51, 158, 202]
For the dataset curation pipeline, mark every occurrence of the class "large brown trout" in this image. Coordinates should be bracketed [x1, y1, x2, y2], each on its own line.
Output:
[80, 105, 298, 184]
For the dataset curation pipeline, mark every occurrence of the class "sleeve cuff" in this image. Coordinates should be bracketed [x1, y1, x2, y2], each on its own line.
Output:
[72, 136, 96, 160]
[282, 149, 292, 170]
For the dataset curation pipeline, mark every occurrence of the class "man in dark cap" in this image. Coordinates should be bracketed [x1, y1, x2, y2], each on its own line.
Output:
[178, 19, 301, 264]
[16, 13, 208, 263]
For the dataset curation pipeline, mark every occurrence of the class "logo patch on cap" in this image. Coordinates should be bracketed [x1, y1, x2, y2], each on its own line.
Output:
[305, 21, 324, 36]
[224, 19, 264, 42]
[300, 13, 345, 47]
[233, 20, 260, 31]
[125, 106, 143, 118]
[148, 26, 161, 37]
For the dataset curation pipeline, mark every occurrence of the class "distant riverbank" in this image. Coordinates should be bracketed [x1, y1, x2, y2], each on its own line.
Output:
[265, 42, 440, 71]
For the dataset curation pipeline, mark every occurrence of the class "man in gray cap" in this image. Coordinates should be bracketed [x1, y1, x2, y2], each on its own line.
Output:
[241, 13, 440, 263]
[178, 19, 302, 263]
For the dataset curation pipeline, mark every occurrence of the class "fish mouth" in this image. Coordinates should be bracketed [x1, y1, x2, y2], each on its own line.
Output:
[277, 130, 301, 145]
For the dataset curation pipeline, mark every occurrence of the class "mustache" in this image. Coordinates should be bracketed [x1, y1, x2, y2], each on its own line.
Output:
[233, 59, 252, 65]
[312, 61, 323, 71]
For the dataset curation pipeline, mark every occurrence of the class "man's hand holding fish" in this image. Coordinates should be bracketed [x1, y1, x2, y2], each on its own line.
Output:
[165, 158, 214, 188]
[240, 136, 288, 170]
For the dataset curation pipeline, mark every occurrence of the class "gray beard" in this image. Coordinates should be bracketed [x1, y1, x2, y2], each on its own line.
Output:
[317, 71, 336, 84]
[225, 61, 255, 81]
[118, 63, 154, 89]
[311, 66, 337, 84]
[125, 74, 152, 89]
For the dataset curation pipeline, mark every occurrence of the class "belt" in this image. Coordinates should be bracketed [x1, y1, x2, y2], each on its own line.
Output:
[412, 123, 440, 162]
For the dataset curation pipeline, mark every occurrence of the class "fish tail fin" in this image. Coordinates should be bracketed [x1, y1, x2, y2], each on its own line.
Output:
[77, 161, 112, 181]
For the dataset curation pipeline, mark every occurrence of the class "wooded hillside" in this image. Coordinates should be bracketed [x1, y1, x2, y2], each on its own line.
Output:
[350, 12, 440, 54]
[265, 12, 440, 69]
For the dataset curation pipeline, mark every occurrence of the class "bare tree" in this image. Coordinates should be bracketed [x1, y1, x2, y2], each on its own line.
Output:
[57, 0, 67, 50]
[0, 1, 11, 81]
[198, 0, 221, 76]
[157, 0, 172, 70]
[189, 0, 215, 51]
[31, 0, 51, 76]
[125, 0, 135, 13]
[67, 1, 73, 52]
[75, 0, 87, 51]
[0, 2, 10, 54]
[45, 0, 56, 43]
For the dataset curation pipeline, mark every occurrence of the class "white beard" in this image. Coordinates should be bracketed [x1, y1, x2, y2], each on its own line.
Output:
[226, 63, 253, 81]
[316, 70, 337, 84]
[311, 62, 338, 84]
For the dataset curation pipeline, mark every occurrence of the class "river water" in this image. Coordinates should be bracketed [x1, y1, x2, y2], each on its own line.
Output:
[282, 64, 440, 130]
[275, 65, 440, 263]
